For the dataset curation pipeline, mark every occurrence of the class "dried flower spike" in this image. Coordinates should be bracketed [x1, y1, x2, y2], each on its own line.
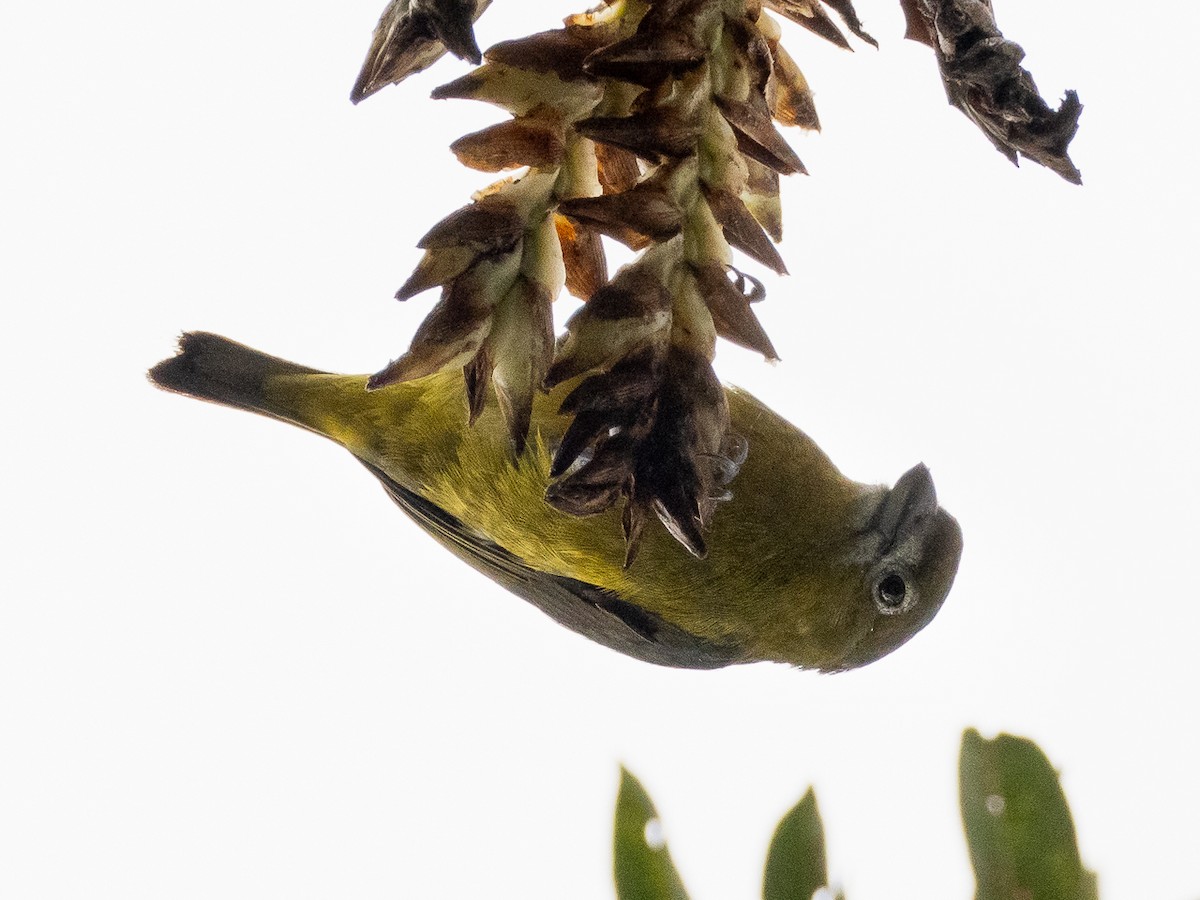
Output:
[349, 0, 1081, 559]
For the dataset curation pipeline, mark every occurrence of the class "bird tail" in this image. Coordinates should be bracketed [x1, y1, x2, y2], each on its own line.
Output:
[148, 332, 328, 423]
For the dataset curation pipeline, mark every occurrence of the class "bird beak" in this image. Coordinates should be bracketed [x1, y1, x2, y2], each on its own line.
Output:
[875, 463, 938, 550]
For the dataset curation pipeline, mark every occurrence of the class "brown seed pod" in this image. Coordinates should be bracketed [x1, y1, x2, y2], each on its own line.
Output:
[583, 28, 706, 88]
[576, 107, 701, 164]
[484, 24, 618, 82]
[692, 261, 778, 359]
[766, 39, 820, 130]
[559, 181, 684, 251]
[703, 184, 787, 274]
[350, 0, 493, 103]
[554, 215, 608, 300]
[450, 117, 566, 172]
[715, 96, 806, 175]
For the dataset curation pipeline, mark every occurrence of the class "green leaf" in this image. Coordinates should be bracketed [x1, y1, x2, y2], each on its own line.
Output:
[960, 729, 1098, 900]
[763, 787, 830, 900]
[613, 767, 691, 900]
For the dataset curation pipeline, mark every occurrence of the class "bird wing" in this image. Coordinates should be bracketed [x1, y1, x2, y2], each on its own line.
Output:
[360, 459, 742, 669]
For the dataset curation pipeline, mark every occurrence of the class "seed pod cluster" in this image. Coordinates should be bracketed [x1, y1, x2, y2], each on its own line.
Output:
[355, 0, 873, 561]
[350, 0, 1080, 560]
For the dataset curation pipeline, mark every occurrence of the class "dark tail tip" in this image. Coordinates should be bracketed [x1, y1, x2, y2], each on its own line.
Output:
[149, 332, 324, 413]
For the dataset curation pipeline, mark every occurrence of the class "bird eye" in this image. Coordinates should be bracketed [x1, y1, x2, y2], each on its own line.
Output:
[874, 572, 908, 613]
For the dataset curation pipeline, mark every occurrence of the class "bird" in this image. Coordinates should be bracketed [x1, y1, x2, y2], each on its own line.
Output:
[149, 332, 962, 672]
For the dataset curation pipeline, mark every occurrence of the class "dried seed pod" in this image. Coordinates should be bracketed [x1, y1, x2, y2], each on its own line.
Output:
[420, 0, 487, 61]
[703, 184, 787, 274]
[721, 13, 774, 98]
[629, 346, 733, 559]
[372, 242, 524, 388]
[583, 28, 706, 88]
[351, 0, 493, 103]
[485, 24, 619, 82]
[741, 156, 783, 241]
[416, 194, 525, 252]
[368, 288, 494, 387]
[545, 341, 736, 564]
[450, 117, 566, 171]
[692, 261, 779, 359]
[559, 180, 684, 250]
[594, 143, 641, 194]
[766, 39, 820, 130]
[487, 276, 556, 455]
[551, 346, 662, 478]
[433, 62, 603, 118]
[395, 194, 526, 300]
[395, 246, 476, 300]
[549, 372, 659, 519]
[545, 261, 674, 389]
[519, 201, 567, 300]
[576, 107, 701, 164]
[715, 96, 806, 175]
[546, 437, 639, 517]
[554, 215, 608, 300]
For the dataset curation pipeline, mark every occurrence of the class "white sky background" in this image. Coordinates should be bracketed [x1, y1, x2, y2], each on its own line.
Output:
[2, 0, 1198, 897]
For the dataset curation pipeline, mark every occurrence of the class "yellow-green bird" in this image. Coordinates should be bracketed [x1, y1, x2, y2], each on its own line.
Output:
[150, 333, 962, 671]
